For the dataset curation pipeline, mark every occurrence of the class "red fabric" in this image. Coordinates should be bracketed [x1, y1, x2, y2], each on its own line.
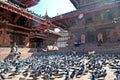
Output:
[35, 25, 48, 30]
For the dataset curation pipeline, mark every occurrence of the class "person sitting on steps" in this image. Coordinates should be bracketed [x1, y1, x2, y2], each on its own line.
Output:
[11, 42, 21, 58]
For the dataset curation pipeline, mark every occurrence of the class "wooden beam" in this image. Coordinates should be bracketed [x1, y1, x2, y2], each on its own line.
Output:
[13, 15, 21, 23]
[0, 21, 4, 24]
[6, 29, 29, 35]
[24, 19, 30, 27]
[8, 23, 32, 31]
[0, 21, 32, 31]
[30, 35, 48, 40]
[0, 29, 2, 31]
[2, 10, 6, 18]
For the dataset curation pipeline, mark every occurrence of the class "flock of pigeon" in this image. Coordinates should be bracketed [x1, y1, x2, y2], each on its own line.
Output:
[0, 51, 120, 80]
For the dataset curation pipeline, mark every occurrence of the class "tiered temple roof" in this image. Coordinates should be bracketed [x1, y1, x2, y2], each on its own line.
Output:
[51, 0, 120, 29]
[0, 0, 62, 47]
[8, 0, 40, 8]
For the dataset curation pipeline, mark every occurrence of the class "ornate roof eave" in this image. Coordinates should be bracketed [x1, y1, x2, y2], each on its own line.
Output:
[0, 1, 48, 25]
[44, 29, 63, 37]
[51, 3, 120, 29]
[51, 3, 120, 22]
[29, 35, 48, 40]
[10, 0, 39, 8]
[70, 0, 79, 9]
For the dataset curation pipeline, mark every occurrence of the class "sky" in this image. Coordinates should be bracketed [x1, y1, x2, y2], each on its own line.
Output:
[28, 0, 76, 17]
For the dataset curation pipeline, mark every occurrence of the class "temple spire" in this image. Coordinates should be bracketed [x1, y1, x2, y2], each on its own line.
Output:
[44, 10, 50, 21]
[45, 10, 48, 17]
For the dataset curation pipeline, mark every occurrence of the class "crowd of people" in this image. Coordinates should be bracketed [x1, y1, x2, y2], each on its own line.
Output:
[0, 50, 120, 80]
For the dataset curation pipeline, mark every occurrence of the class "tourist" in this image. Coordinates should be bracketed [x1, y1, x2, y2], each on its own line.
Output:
[10, 42, 18, 56]
[117, 38, 120, 47]
[97, 39, 103, 47]
[11, 42, 17, 53]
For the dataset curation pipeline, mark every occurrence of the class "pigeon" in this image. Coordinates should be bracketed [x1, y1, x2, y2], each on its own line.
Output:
[70, 70, 76, 79]
[76, 67, 84, 77]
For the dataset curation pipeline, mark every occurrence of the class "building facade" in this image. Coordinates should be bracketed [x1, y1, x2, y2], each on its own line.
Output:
[57, 31, 69, 48]
[52, 0, 120, 46]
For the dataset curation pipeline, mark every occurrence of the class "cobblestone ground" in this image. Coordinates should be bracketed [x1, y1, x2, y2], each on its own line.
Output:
[3, 62, 119, 80]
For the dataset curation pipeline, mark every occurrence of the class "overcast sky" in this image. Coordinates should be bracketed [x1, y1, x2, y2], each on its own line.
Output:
[28, 0, 76, 17]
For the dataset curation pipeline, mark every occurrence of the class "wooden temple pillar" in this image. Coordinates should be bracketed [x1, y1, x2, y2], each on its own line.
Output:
[24, 34, 30, 48]
[0, 21, 11, 47]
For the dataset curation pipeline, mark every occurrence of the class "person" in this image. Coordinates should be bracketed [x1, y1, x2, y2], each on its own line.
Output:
[11, 42, 18, 55]
[97, 39, 103, 47]
[117, 38, 120, 47]
[88, 50, 95, 59]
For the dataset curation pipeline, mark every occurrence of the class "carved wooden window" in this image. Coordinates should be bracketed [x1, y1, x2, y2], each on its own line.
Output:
[85, 14, 93, 24]
[104, 10, 113, 21]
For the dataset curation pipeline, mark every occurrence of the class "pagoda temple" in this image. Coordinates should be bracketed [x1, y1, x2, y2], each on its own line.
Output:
[0, 0, 62, 49]
[52, 0, 120, 46]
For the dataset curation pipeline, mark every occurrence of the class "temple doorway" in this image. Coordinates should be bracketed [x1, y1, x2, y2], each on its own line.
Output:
[30, 38, 44, 48]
